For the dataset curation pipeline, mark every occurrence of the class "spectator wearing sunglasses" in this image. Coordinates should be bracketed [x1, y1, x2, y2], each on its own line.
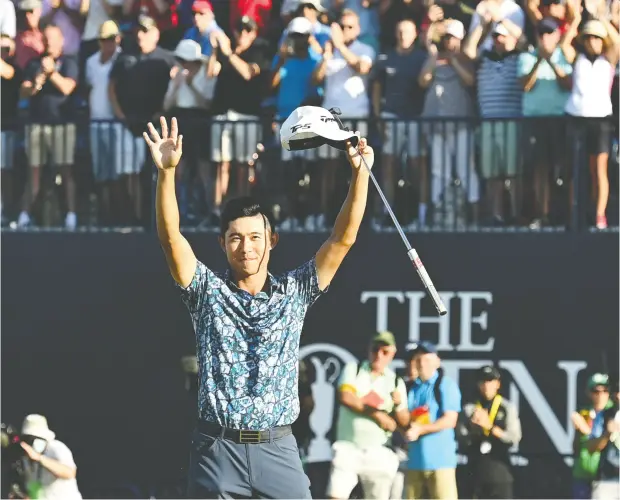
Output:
[327, 331, 409, 499]
[570, 373, 614, 499]
[518, 16, 574, 229]
[562, 14, 620, 229]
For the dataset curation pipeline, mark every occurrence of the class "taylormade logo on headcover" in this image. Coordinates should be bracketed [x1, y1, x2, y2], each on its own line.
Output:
[280, 106, 359, 152]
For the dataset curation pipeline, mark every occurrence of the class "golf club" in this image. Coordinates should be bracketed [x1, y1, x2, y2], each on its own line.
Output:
[329, 109, 447, 316]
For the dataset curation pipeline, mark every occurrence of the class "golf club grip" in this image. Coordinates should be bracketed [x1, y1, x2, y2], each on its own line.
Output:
[407, 249, 447, 316]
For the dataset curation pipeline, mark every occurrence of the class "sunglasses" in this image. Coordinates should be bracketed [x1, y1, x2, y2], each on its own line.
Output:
[591, 388, 609, 394]
[372, 344, 394, 356]
[340, 24, 355, 30]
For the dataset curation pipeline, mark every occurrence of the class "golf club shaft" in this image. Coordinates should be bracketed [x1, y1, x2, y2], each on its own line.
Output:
[357, 151, 447, 316]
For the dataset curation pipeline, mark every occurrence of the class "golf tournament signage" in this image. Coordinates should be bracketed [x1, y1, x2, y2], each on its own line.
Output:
[2, 231, 617, 497]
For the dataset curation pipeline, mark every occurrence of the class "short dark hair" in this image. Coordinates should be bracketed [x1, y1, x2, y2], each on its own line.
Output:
[219, 196, 275, 236]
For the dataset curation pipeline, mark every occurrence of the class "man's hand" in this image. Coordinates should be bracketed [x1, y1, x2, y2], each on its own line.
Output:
[607, 417, 620, 435]
[471, 408, 492, 430]
[41, 56, 55, 75]
[143, 116, 183, 170]
[330, 22, 345, 49]
[345, 136, 374, 171]
[217, 32, 233, 57]
[571, 411, 592, 435]
[406, 423, 422, 441]
[428, 4, 445, 22]
[476, 1, 494, 24]
[373, 411, 398, 432]
[323, 40, 334, 60]
[20, 442, 41, 462]
[392, 390, 402, 407]
[278, 39, 291, 60]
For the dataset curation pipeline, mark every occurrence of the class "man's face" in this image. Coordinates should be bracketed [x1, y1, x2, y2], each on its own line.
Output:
[301, 4, 318, 22]
[584, 34, 604, 55]
[407, 356, 419, 380]
[220, 214, 274, 277]
[24, 7, 41, 29]
[396, 20, 417, 49]
[415, 352, 438, 381]
[443, 34, 461, 52]
[478, 379, 501, 400]
[590, 384, 610, 407]
[44, 25, 63, 56]
[369, 342, 396, 372]
[193, 8, 213, 32]
[341, 14, 360, 43]
[538, 29, 559, 53]
[137, 27, 159, 53]
[236, 25, 257, 48]
[492, 31, 516, 53]
[98, 36, 119, 57]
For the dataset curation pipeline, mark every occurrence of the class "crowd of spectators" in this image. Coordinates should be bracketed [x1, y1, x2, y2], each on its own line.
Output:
[1, 0, 619, 231]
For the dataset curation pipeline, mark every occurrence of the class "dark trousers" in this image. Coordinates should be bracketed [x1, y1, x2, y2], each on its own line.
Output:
[187, 426, 312, 499]
[474, 480, 513, 499]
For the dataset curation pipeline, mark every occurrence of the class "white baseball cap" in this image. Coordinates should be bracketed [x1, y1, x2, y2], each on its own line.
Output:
[174, 39, 206, 62]
[22, 414, 55, 441]
[445, 20, 465, 40]
[280, 106, 359, 151]
[287, 16, 312, 35]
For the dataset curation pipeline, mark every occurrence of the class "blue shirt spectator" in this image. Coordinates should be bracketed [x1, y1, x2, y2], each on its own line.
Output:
[518, 18, 573, 116]
[408, 368, 462, 470]
[182, 0, 222, 57]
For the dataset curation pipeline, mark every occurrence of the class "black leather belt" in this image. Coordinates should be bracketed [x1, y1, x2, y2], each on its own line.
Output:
[197, 420, 292, 444]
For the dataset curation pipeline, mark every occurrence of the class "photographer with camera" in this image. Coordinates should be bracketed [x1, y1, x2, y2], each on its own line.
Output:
[17, 414, 82, 499]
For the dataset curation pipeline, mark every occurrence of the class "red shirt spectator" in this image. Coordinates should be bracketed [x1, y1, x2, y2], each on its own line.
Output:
[230, 0, 272, 35]
[14, 0, 45, 69]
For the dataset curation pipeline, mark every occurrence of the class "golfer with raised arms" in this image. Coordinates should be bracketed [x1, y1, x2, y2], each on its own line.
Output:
[143, 109, 373, 499]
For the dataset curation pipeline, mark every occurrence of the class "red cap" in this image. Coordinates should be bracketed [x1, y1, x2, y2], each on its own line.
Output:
[192, 0, 213, 13]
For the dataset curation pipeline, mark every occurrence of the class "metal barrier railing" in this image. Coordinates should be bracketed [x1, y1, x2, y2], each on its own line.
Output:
[1, 115, 617, 232]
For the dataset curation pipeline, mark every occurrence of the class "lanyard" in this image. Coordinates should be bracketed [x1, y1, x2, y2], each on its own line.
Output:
[476, 395, 502, 436]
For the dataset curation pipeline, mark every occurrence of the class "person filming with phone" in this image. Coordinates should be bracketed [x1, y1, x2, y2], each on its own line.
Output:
[18, 414, 82, 499]
[326, 331, 410, 499]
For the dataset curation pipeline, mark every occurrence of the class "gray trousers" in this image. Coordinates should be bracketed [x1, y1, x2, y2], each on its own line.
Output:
[187, 426, 312, 499]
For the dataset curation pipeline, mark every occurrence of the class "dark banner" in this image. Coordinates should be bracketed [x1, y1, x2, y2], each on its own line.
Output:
[1, 231, 618, 498]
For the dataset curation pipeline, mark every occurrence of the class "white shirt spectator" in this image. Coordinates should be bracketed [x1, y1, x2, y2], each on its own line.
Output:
[0, 0, 16, 38]
[322, 40, 375, 117]
[469, 0, 525, 52]
[42, 0, 84, 55]
[165, 66, 217, 109]
[22, 439, 82, 500]
[565, 53, 614, 117]
[82, 0, 124, 42]
[86, 48, 120, 119]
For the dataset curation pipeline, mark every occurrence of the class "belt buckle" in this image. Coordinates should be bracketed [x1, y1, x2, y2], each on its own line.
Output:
[239, 430, 262, 444]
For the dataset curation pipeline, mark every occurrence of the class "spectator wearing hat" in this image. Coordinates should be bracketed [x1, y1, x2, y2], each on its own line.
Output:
[40, 0, 88, 57]
[562, 14, 620, 229]
[327, 331, 410, 499]
[287, 0, 331, 52]
[464, 14, 524, 227]
[571, 373, 614, 499]
[271, 16, 321, 230]
[0, 0, 16, 39]
[163, 38, 219, 223]
[86, 20, 123, 225]
[182, 0, 222, 57]
[123, 0, 184, 50]
[468, 0, 525, 55]
[458, 365, 522, 499]
[109, 15, 175, 224]
[209, 19, 271, 222]
[230, 0, 272, 37]
[371, 19, 428, 230]
[405, 341, 461, 500]
[19, 414, 82, 499]
[1, 34, 21, 224]
[419, 18, 479, 229]
[518, 15, 574, 229]
[312, 9, 375, 231]
[587, 377, 620, 499]
[18, 23, 79, 229]
[15, 0, 45, 69]
[80, 0, 123, 74]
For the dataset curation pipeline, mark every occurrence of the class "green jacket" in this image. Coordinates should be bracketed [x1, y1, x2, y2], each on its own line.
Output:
[572, 402, 614, 480]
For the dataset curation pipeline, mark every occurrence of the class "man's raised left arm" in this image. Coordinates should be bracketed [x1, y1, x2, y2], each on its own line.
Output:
[315, 137, 372, 290]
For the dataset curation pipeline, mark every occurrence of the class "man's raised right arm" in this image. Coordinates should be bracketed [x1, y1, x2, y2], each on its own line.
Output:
[144, 117, 197, 288]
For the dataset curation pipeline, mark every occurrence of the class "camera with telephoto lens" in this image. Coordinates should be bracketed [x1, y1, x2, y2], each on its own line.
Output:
[1, 423, 27, 499]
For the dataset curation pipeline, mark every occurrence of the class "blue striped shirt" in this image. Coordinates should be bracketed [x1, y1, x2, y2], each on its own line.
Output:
[477, 51, 522, 118]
